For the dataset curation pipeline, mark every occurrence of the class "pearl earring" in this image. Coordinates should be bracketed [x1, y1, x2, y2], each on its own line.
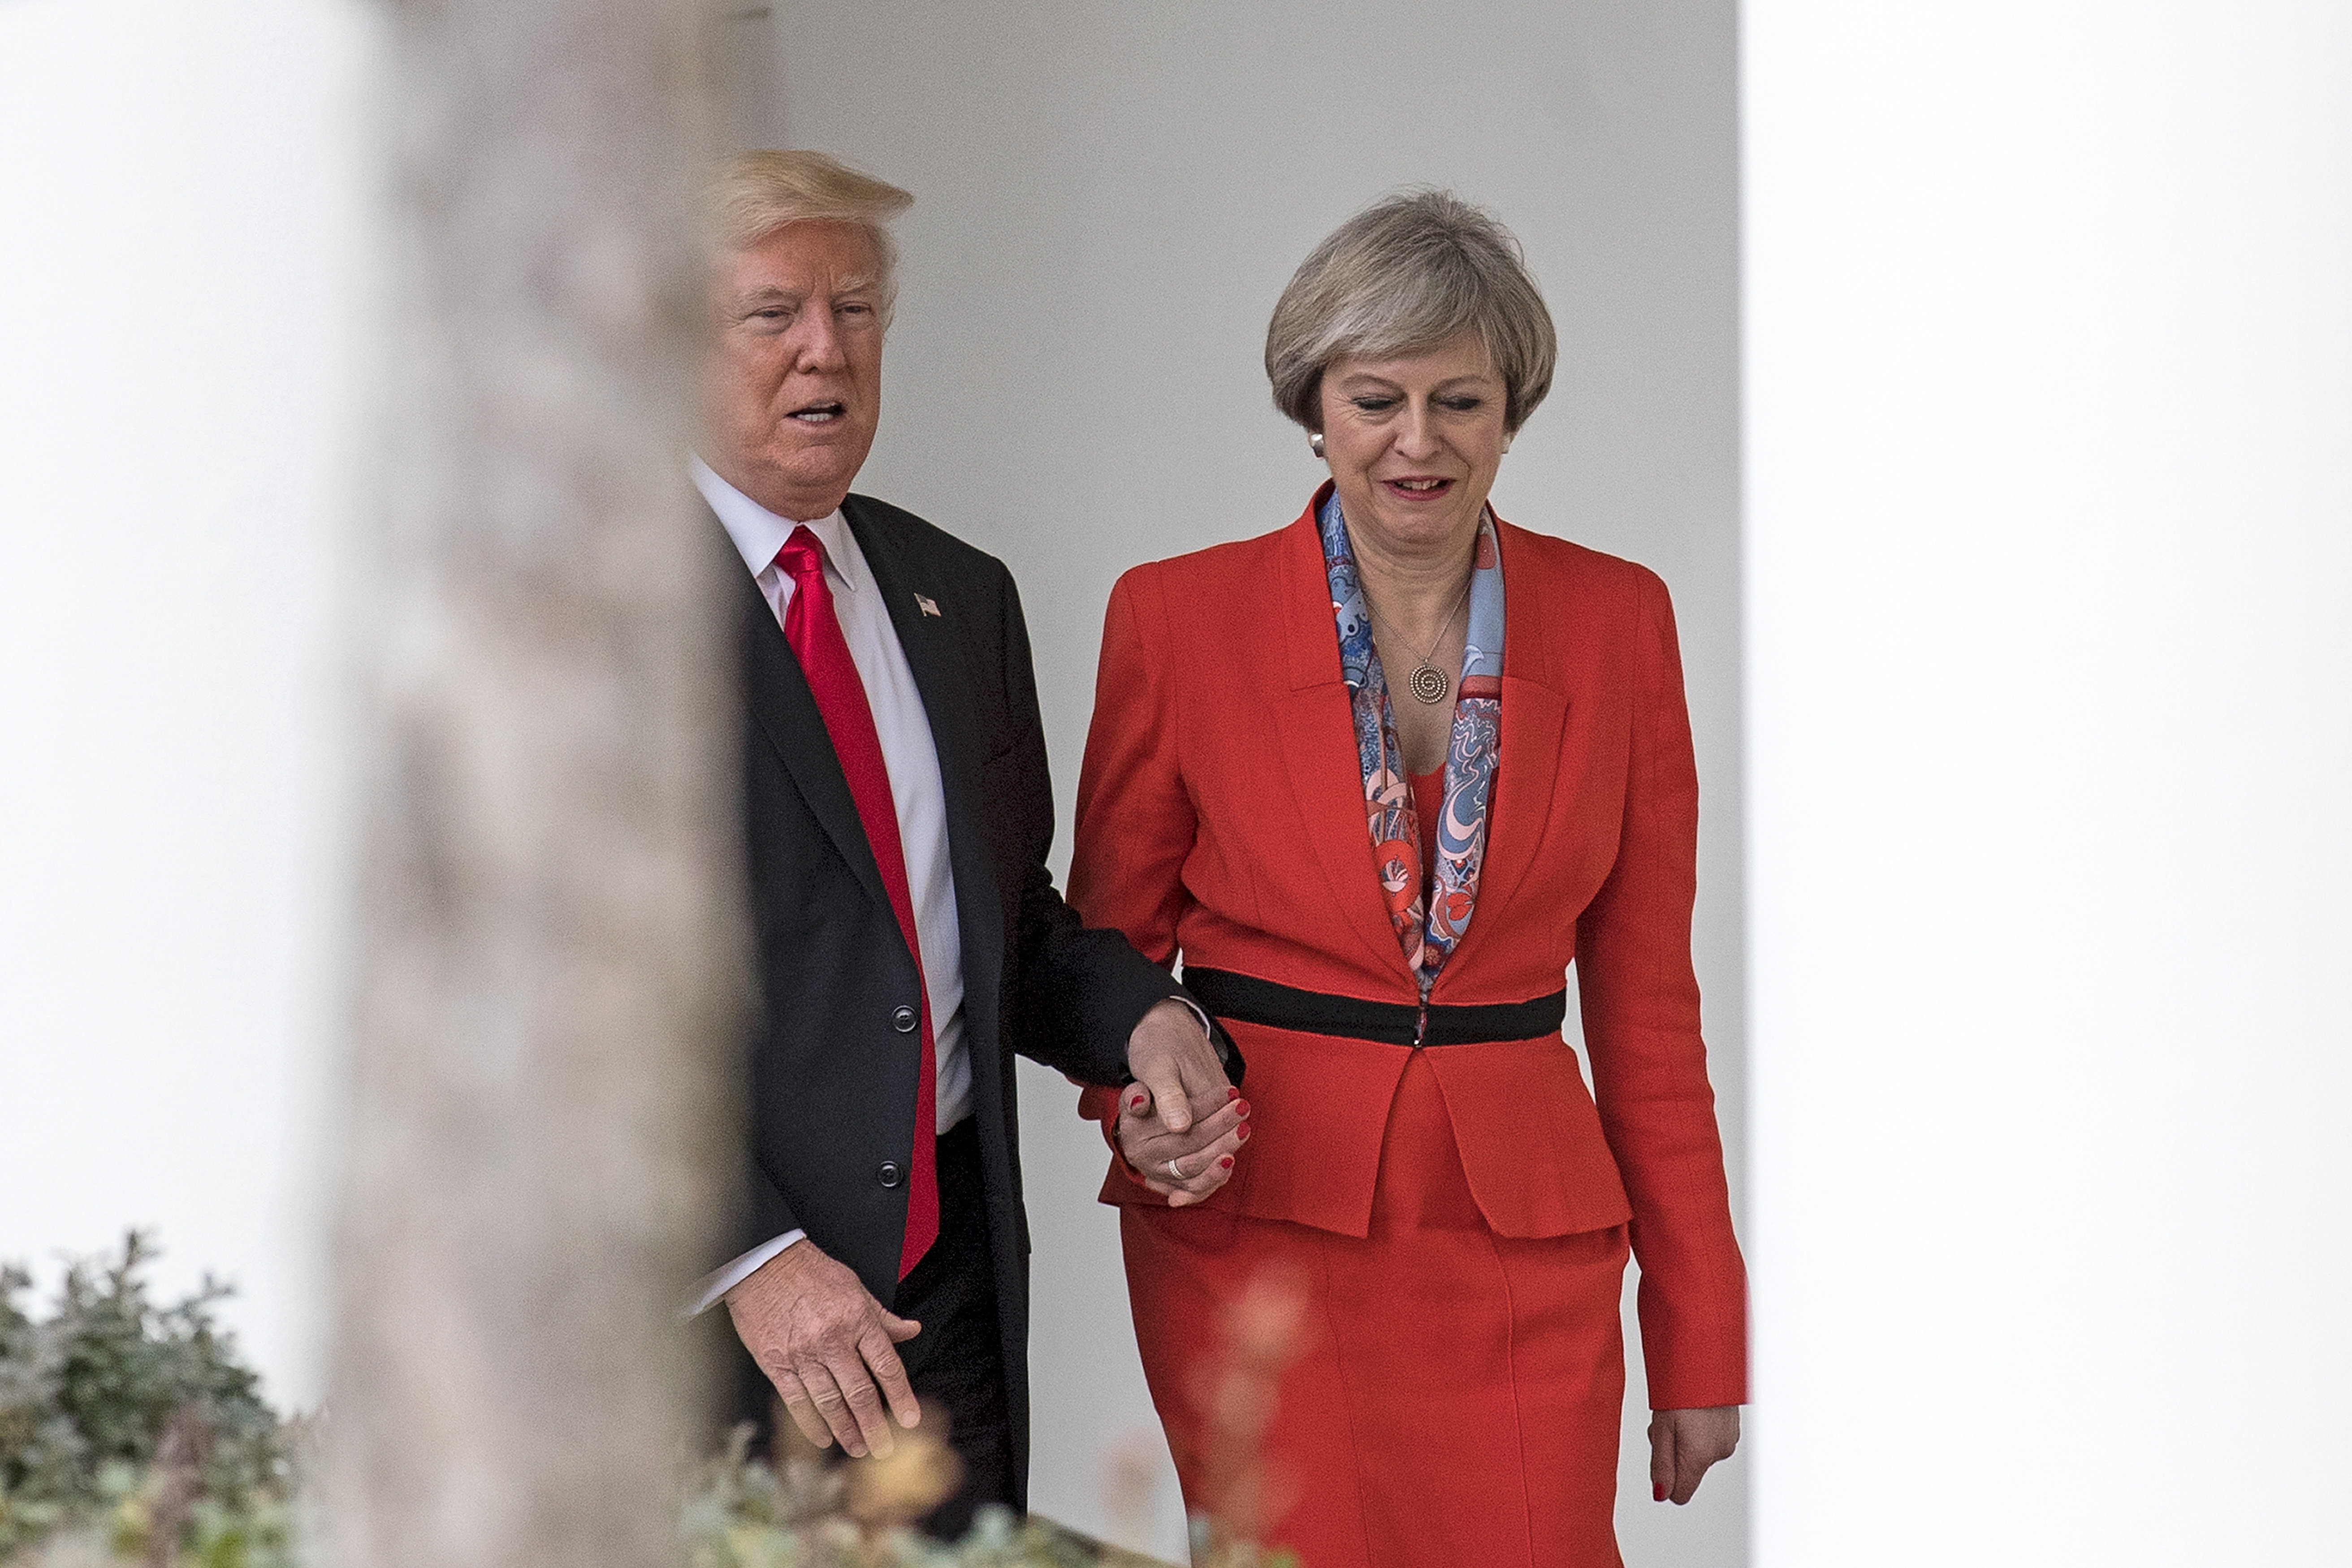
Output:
[1310, 432, 1325, 459]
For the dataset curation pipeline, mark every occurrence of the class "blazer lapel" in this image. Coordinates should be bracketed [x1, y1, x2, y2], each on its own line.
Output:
[840, 498, 1008, 1033]
[1441, 517, 1566, 977]
[1275, 505, 1421, 989]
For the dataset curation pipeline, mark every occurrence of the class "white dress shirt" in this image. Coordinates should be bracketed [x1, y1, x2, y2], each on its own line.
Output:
[691, 457, 971, 1311]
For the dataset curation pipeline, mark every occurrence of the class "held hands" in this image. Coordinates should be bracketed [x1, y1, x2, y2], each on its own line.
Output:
[1121, 999, 1250, 1207]
[1648, 1405, 1740, 1505]
[725, 1237, 921, 1459]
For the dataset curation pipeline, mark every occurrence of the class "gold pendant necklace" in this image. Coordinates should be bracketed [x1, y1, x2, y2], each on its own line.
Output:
[1371, 579, 1471, 706]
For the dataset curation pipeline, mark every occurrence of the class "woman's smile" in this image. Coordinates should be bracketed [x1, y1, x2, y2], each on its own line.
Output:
[1381, 475, 1457, 498]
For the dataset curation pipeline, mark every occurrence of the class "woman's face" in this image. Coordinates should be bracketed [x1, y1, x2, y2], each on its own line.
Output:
[1315, 333, 1509, 564]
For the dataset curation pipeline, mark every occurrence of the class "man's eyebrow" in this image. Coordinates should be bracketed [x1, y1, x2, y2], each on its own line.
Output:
[733, 276, 877, 307]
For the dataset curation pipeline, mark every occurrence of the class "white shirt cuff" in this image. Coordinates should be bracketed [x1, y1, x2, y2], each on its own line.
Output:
[1168, 994, 1212, 1037]
[687, 1229, 804, 1317]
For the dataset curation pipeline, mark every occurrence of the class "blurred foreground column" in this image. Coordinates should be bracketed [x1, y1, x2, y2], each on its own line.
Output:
[325, 4, 739, 1567]
[1746, 4, 2352, 1564]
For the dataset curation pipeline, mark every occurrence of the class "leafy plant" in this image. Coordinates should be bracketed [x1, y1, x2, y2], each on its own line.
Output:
[2, 1236, 1294, 1568]
[684, 1425, 1091, 1566]
[0, 1234, 299, 1565]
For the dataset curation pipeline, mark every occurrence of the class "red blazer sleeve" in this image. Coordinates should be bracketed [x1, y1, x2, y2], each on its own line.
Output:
[1067, 568, 1197, 1167]
[1575, 568, 1749, 1410]
[1070, 568, 1196, 963]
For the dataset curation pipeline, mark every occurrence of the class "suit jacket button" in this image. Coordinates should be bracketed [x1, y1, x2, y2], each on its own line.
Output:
[891, 1005, 918, 1033]
[877, 1161, 903, 1189]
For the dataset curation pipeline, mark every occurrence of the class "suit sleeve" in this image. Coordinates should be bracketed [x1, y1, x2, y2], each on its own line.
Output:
[716, 1143, 800, 1276]
[990, 563, 1199, 1088]
[1069, 570, 1197, 965]
[1063, 569, 1225, 1143]
[1574, 567, 1749, 1411]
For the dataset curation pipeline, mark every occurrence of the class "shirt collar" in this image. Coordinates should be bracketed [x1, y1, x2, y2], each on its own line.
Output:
[691, 454, 860, 594]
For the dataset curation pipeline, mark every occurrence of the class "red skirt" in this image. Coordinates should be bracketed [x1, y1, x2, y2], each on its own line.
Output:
[1120, 1051, 1632, 1568]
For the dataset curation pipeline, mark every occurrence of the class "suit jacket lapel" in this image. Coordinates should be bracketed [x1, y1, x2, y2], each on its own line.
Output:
[841, 497, 1008, 1035]
[1275, 506, 1422, 988]
[1442, 517, 1566, 977]
[735, 546, 897, 918]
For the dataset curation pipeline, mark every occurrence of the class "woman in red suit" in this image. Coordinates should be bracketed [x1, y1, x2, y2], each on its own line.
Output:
[1067, 191, 1747, 1567]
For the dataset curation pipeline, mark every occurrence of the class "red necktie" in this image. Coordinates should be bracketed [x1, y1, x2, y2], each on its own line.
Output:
[774, 527, 938, 1278]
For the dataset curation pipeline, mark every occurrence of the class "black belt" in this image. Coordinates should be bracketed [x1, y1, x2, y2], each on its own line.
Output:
[1180, 967, 1566, 1049]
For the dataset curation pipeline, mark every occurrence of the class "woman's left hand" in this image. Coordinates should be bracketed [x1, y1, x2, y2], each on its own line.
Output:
[1116, 1081, 1250, 1208]
[1647, 1405, 1740, 1504]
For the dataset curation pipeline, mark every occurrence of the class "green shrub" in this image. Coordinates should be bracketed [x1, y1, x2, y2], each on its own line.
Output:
[0, 1237, 1215, 1568]
[0, 1234, 298, 1565]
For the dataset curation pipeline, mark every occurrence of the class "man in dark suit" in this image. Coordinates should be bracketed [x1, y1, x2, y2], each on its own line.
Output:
[689, 150, 1249, 1538]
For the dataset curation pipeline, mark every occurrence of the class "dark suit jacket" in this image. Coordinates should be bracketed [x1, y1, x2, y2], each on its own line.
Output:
[726, 491, 1197, 1498]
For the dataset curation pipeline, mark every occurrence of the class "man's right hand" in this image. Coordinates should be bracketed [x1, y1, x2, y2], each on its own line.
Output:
[725, 1238, 922, 1458]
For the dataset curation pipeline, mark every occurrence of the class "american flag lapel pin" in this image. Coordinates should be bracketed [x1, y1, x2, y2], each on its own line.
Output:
[914, 593, 942, 618]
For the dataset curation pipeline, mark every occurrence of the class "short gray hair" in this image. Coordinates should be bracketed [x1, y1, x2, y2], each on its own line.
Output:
[705, 150, 914, 324]
[1265, 190, 1557, 434]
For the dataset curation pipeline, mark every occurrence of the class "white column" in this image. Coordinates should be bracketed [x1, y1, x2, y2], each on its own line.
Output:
[1745, 4, 2352, 1563]
[0, 0, 369, 1409]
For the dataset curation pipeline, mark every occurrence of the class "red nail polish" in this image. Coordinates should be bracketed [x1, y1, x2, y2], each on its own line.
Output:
[1236, 1124, 1250, 1141]
[1219, 1155, 1234, 1169]
[1652, 1483, 1666, 1503]
[1227, 1086, 1240, 1100]
[1128, 1095, 1146, 1111]
[1237, 1101, 1250, 1117]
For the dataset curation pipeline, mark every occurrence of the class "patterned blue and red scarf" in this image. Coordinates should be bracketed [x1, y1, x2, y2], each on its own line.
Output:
[1318, 489, 1505, 998]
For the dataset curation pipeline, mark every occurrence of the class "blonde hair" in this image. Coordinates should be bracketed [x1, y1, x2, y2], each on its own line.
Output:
[1265, 189, 1557, 435]
[706, 150, 915, 324]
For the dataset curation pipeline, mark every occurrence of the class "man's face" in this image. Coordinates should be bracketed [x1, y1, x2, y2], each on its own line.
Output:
[702, 220, 886, 521]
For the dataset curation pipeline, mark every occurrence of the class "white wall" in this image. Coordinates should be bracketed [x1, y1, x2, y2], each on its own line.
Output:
[0, 0, 374, 1412]
[754, 4, 1748, 1562]
[1744, 4, 2352, 1563]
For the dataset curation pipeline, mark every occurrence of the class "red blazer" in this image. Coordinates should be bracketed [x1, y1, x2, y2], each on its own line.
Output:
[1070, 492, 1747, 1409]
